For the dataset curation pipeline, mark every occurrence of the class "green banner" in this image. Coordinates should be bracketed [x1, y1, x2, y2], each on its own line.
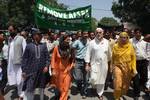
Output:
[35, 0, 92, 31]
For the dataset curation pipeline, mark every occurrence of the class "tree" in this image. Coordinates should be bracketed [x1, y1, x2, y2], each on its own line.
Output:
[0, 0, 67, 28]
[111, 0, 150, 33]
[43, 0, 67, 9]
[0, 0, 9, 28]
[99, 17, 119, 27]
[91, 17, 97, 31]
[7, 0, 34, 27]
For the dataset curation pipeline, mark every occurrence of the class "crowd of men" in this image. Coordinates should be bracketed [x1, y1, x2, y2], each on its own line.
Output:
[0, 25, 150, 100]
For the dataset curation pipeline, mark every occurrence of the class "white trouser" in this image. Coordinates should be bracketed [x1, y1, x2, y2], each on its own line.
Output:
[7, 64, 24, 97]
[146, 61, 150, 89]
[23, 88, 44, 100]
[24, 91, 34, 100]
[96, 84, 105, 96]
[17, 81, 24, 97]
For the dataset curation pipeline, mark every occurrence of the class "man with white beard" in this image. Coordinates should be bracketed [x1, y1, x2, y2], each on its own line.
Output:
[84, 28, 111, 100]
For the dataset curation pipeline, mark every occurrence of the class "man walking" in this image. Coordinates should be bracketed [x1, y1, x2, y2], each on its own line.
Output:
[130, 29, 148, 100]
[72, 31, 89, 99]
[7, 25, 26, 99]
[22, 30, 50, 100]
[85, 28, 111, 100]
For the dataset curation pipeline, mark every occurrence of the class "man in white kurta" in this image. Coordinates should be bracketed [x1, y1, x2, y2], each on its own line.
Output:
[7, 31, 26, 98]
[84, 28, 111, 99]
[144, 34, 150, 93]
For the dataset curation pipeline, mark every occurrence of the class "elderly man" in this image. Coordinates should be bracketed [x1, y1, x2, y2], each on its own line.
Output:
[85, 28, 111, 100]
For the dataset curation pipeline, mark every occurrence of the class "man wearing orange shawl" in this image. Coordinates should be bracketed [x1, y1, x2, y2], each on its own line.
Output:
[112, 32, 137, 100]
[51, 34, 74, 100]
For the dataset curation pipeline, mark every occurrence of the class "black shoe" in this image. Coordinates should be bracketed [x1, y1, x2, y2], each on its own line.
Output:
[82, 95, 87, 99]
[67, 96, 70, 100]
[77, 85, 82, 92]
[144, 88, 150, 92]
[98, 95, 103, 100]
[145, 92, 150, 97]
[134, 97, 139, 100]
[104, 85, 108, 90]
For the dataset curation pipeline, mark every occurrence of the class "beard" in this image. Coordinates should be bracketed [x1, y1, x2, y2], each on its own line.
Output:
[81, 38, 87, 46]
[96, 34, 103, 41]
[10, 32, 17, 38]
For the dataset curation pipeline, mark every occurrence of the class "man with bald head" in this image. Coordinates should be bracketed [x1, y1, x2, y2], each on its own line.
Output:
[85, 28, 111, 99]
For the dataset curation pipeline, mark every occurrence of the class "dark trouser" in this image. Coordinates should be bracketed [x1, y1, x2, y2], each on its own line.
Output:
[105, 71, 112, 90]
[133, 74, 140, 97]
[0, 59, 7, 95]
[133, 59, 148, 96]
[105, 62, 112, 90]
[72, 59, 89, 96]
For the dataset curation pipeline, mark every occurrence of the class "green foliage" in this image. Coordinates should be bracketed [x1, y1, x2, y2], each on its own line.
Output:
[91, 17, 97, 31]
[0, 0, 9, 28]
[99, 17, 119, 27]
[111, 0, 150, 33]
[43, 0, 68, 9]
[7, 0, 34, 27]
[0, 0, 67, 28]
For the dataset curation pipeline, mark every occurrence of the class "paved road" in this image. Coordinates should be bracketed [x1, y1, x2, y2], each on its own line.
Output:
[4, 84, 150, 100]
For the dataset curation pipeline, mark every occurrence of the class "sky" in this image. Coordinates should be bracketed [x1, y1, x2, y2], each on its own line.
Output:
[58, 0, 115, 21]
